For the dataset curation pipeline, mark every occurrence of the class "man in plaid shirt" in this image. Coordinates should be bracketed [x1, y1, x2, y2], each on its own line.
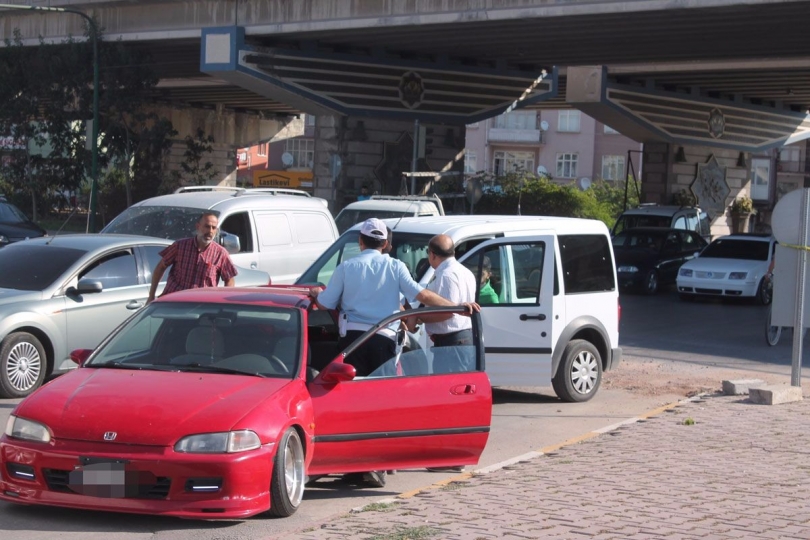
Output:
[147, 211, 238, 302]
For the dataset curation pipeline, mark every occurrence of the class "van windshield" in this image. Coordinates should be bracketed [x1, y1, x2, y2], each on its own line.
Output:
[296, 230, 433, 286]
[335, 210, 411, 234]
[101, 206, 216, 240]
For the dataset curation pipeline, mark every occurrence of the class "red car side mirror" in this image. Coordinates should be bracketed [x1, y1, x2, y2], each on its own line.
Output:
[69, 349, 93, 366]
[319, 361, 356, 384]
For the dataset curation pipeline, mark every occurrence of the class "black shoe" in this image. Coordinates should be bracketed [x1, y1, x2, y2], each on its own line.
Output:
[426, 466, 464, 472]
[362, 470, 387, 488]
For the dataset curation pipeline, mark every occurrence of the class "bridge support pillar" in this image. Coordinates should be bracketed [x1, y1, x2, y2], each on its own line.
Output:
[312, 114, 465, 211]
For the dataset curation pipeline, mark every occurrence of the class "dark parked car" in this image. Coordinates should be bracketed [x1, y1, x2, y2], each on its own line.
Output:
[612, 227, 708, 295]
[0, 200, 47, 247]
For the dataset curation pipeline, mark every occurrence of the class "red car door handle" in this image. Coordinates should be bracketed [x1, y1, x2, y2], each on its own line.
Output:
[450, 384, 476, 395]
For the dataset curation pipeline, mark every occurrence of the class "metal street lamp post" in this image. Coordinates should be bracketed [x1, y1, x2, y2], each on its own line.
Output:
[0, 4, 100, 232]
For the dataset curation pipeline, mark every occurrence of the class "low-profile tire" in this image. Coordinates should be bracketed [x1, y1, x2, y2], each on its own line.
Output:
[642, 270, 659, 295]
[551, 340, 602, 403]
[268, 428, 305, 518]
[0, 332, 47, 399]
[755, 278, 772, 306]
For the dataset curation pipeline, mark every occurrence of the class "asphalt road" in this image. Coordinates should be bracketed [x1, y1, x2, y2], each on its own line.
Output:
[1, 287, 807, 540]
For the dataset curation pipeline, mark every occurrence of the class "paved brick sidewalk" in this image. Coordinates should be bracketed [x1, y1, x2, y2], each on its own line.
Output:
[280, 393, 810, 540]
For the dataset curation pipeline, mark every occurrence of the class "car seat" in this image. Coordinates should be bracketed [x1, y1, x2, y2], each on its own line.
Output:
[415, 257, 430, 280]
[170, 326, 225, 365]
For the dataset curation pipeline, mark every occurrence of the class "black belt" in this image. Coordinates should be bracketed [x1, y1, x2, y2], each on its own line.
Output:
[430, 329, 471, 343]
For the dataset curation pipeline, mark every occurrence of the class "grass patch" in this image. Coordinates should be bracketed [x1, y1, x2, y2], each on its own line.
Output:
[682, 417, 696, 426]
[360, 501, 398, 512]
[368, 526, 438, 540]
[439, 481, 469, 492]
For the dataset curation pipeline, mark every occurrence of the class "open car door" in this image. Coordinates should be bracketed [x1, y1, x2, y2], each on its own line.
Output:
[307, 307, 491, 475]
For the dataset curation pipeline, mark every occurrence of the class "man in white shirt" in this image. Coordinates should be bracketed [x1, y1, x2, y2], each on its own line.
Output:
[416, 234, 477, 373]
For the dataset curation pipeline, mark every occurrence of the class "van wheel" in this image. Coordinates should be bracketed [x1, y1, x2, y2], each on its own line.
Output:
[642, 270, 659, 295]
[0, 332, 47, 399]
[268, 428, 305, 517]
[552, 340, 602, 403]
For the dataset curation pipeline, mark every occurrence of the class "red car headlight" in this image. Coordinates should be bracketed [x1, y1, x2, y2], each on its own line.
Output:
[5, 415, 52, 444]
[174, 430, 260, 453]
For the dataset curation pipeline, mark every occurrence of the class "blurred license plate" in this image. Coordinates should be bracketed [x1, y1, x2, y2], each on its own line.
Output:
[68, 459, 155, 498]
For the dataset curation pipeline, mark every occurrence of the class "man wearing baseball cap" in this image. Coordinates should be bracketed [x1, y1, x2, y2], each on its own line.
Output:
[310, 217, 476, 377]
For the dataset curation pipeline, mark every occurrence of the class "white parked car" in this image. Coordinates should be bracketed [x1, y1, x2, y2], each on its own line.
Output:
[676, 233, 776, 304]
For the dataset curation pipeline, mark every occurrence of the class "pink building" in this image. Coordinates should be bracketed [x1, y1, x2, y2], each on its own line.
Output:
[464, 110, 643, 187]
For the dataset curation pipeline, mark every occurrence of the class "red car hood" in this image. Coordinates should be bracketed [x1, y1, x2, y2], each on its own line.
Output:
[14, 368, 291, 446]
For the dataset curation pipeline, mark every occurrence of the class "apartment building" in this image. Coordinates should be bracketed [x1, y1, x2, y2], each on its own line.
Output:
[464, 109, 643, 188]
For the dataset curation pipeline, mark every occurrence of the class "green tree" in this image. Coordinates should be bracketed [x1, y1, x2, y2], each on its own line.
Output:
[177, 128, 218, 187]
[0, 24, 177, 225]
[470, 171, 639, 229]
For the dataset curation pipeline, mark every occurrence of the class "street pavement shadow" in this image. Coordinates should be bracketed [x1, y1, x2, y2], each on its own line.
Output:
[492, 387, 560, 404]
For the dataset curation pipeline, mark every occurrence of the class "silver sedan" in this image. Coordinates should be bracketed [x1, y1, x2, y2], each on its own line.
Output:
[0, 234, 270, 398]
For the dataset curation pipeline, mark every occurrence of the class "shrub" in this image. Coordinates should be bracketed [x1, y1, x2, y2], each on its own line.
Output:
[730, 195, 753, 214]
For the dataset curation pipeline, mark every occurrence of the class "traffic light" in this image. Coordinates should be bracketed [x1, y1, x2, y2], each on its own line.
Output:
[417, 126, 434, 158]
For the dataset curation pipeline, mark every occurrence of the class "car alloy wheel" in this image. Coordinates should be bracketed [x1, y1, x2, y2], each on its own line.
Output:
[0, 332, 47, 399]
[269, 428, 305, 517]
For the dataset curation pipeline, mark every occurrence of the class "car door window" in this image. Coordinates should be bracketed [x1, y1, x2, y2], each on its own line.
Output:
[686, 213, 698, 234]
[464, 242, 547, 304]
[348, 311, 484, 379]
[662, 232, 681, 255]
[698, 211, 711, 236]
[220, 212, 253, 253]
[80, 250, 138, 289]
[680, 231, 698, 251]
[142, 245, 168, 284]
[673, 216, 687, 230]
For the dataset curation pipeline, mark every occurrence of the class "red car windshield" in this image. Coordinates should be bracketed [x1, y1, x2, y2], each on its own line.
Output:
[87, 302, 302, 379]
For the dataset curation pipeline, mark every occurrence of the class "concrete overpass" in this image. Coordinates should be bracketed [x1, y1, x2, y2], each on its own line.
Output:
[2, 0, 809, 221]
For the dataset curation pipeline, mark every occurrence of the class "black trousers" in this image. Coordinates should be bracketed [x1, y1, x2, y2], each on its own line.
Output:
[337, 330, 396, 377]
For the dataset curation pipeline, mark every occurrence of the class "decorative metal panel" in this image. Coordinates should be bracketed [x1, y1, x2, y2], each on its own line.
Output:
[204, 37, 557, 123]
[606, 84, 810, 152]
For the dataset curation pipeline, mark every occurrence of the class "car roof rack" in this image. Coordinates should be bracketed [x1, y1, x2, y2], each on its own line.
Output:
[173, 186, 312, 198]
[242, 188, 311, 197]
[368, 193, 444, 214]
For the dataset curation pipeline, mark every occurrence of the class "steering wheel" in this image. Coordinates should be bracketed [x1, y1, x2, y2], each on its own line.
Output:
[269, 354, 290, 374]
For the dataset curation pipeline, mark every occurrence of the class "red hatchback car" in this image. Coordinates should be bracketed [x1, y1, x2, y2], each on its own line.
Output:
[0, 287, 491, 519]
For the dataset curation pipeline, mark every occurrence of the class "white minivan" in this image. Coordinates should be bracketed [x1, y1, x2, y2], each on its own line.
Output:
[101, 187, 338, 284]
[296, 215, 621, 402]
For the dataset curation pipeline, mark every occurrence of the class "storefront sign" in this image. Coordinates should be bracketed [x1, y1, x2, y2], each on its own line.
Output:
[253, 170, 314, 190]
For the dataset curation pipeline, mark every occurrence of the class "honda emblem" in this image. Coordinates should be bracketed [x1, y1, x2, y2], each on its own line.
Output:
[103, 431, 117, 441]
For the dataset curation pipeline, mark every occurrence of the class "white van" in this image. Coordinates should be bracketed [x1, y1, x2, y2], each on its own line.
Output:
[101, 187, 338, 284]
[334, 194, 444, 233]
[296, 215, 621, 402]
